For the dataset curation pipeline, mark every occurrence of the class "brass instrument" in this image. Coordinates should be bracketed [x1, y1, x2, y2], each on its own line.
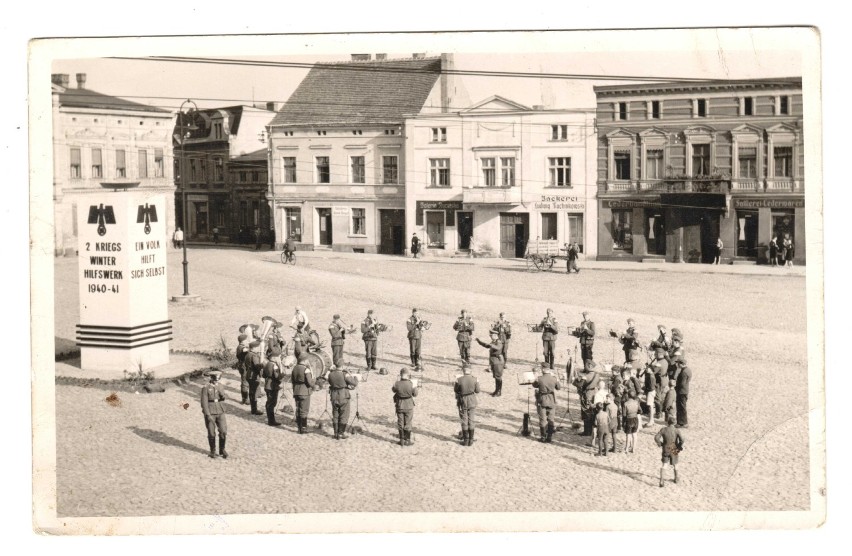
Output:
[258, 315, 281, 364]
[417, 320, 432, 330]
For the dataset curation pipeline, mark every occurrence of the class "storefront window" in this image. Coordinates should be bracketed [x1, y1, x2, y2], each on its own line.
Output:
[646, 211, 666, 256]
[541, 213, 557, 240]
[771, 210, 795, 247]
[612, 209, 633, 252]
[285, 207, 301, 241]
[351, 208, 366, 235]
[426, 211, 445, 248]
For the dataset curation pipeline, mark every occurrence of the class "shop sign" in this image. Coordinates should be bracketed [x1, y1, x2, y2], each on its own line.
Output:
[535, 194, 585, 211]
[733, 198, 804, 209]
[416, 200, 463, 226]
[602, 199, 662, 209]
[332, 206, 350, 216]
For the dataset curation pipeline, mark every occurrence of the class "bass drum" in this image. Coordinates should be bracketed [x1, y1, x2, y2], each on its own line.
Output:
[303, 350, 333, 390]
[307, 330, 321, 347]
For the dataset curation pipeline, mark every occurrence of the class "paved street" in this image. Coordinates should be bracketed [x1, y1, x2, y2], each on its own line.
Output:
[53, 247, 811, 516]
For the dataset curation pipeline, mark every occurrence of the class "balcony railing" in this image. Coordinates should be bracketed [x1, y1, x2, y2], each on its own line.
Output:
[731, 179, 761, 191]
[462, 186, 523, 204]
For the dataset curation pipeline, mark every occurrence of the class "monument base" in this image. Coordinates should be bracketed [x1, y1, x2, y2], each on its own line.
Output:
[171, 294, 202, 303]
[80, 343, 170, 373]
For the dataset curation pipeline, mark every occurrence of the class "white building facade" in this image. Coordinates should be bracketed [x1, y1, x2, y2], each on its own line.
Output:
[404, 96, 597, 259]
[52, 73, 176, 256]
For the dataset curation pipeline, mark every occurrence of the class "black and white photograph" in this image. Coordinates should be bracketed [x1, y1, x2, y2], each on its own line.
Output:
[26, 24, 829, 537]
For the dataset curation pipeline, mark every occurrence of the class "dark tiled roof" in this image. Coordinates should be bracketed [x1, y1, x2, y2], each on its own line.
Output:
[57, 87, 169, 113]
[231, 148, 267, 162]
[269, 58, 443, 127]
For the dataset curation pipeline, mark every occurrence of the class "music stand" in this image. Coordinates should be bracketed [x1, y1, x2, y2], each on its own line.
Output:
[347, 388, 368, 434]
[316, 388, 331, 431]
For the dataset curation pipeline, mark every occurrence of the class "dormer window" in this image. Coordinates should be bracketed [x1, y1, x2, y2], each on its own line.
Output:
[316, 130, 327, 136]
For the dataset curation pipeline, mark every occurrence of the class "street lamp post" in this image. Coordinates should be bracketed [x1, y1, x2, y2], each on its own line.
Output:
[173, 99, 201, 302]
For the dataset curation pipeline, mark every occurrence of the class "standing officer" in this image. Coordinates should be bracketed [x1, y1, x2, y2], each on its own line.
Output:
[245, 340, 265, 416]
[454, 365, 480, 447]
[571, 311, 596, 364]
[235, 333, 250, 405]
[327, 365, 358, 440]
[392, 368, 420, 447]
[533, 366, 561, 443]
[674, 356, 692, 428]
[577, 360, 601, 437]
[406, 308, 424, 370]
[361, 309, 379, 370]
[200, 371, 228, 459]
[540, 308, 559, 369]
[328, 314, 347, 368]
[453, 309, 474, 366]
[476, 330, 505, 396]
[262, 346, 285, 427]
[617, 318, 642, 364]
[491, 313, 512, 368]
[290, 352, 316, 434]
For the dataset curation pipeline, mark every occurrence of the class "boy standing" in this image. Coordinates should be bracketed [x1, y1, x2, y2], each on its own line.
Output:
[606, 393, 620, 453]
[654, 415, 685, 487]
[594, 403, 611, 457]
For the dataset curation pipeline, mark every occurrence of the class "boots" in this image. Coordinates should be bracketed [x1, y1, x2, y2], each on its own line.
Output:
[674, 469, 679, 484]
[250, 399, 263, 416]
[241, 392, 249, 405]
[539, 426, 547, 442]
[659, 469, 665, 488]
[207, 436, 217, 458]
[496, 379, 502, 397]
[467, 429, 475, 446]
[399, 430, 405, 446]
[370, 359, 377, 371]
[405, 430, 413, 446]
[546, 423, 554, 443]
[461, 430, 468, 446]
[219, 435, 228, 459]
[339, 422, 348, 440]
[297, 416, 305, 434]
[332, 421, 339, 440]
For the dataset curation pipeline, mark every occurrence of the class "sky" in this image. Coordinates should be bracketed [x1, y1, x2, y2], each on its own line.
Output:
[46, 29, 808, 115]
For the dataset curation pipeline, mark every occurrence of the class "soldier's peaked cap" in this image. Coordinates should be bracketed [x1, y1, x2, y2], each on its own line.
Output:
[208, 370, 222, 380]
[368, 309, 374, 314]
[582, 310, 590, 316]
[333, 314, 340, 319]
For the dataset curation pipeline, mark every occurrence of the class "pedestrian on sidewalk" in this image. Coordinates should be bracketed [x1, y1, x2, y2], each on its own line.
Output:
[200, 371, 228, 459]
[173, 227, 183, 249]
[254, 226, 262, 250]
[769, 235, 779, 266]
[212, 226, 219, 244]
[411, 233, 421, 258]
[783, 234, 794, 267]
[566, 241, 580, 273]
[655, 415, 685, 487]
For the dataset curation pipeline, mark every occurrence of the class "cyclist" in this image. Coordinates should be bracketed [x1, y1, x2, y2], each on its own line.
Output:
[283, 233, 297, 263]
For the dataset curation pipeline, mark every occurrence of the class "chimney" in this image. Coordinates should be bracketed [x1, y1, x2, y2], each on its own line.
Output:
[351, 54, 371, 61]
[51, 73, 70, 88]
[375, 53, 387, 61]
[266, 101, 279, 112]
[412, 53, 425, 59]
[76, 73, 87, 89]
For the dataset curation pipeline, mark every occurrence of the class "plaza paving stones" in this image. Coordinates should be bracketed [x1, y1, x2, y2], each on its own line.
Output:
[53, 247, 812, 516]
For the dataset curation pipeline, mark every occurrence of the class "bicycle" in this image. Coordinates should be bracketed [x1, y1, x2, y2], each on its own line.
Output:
[280, 250, 296, 265]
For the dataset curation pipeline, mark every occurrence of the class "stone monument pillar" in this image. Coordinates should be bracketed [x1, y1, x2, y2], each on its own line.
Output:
[76, 192, 171, 372]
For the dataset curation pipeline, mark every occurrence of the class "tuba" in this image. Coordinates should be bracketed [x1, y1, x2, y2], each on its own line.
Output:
[258, 315, 280, 364]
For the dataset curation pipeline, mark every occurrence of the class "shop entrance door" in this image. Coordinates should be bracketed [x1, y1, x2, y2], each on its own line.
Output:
[317, 208, 333, 246]
[379, 209, 405, 255]
[500, 213, 528, 258]
[700, 211, 721, 264]
[646, 211, 666, 255]
[736, 210, 759, 258]
[457, 212, 473, 250]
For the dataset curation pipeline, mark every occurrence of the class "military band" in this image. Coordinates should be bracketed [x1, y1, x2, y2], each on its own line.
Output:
[327, 365, 358, 440]
[406, 308, 426, 370]
[246, 340, 265, 416]
[235, 333, 251, 405]
[540, 309, 559, 369]
[328, 314, 348, 367]
[570, 311, 596, 364]
[454, 365, 480, 446]
[617, 318, 642, 364]
[392, 368, 419, 446]
[532, 367, 560, 443]
[453, 309, 474, 365]
[263, 347, 286, 426]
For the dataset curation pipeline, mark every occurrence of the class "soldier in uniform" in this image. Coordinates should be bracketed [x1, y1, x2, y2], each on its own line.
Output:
[476, 330, 505, 396]
[533, 366, 560, 443]
[266, 321, 286, 356]
[328, 314, 347, 368]
[648, 324, 672, 352]
[454, 365, 480, 447]
[540, 309, 559, 370]
[200, 371, 228, 459]
[290, 352, 316, 434]
[262, 346, 285, 426]
[577, 360, 601, 436]
[571, 311, 596, 364]
[245, 340, 265, 416]
[674, 355, 692, 428]
[650, 347, 670, 419]
[235, 333, 250, 405]
[406, 308, 424, 370]
[618, 318, 643, 364]
[327, 365, 358, 440]
[361, 309, 379, 370]
[392, 368, 420, 446]
[491, 313, 512, 368]
[453, 309, 474, 366]
[666, 330, 685, 382]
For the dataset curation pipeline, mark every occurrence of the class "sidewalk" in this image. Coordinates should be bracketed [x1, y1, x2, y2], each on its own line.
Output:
[182, 242, 806, 277]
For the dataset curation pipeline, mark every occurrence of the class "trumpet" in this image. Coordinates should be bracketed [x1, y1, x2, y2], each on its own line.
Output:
[417, 320, 432, 330]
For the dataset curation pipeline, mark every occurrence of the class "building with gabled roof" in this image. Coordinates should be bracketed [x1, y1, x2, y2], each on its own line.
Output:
[52, 73, 176, 256]
[267, 54, 468, 254]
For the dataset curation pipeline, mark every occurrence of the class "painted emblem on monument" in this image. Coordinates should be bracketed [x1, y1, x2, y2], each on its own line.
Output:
[136, 203, 158, 235]
[87, 204, 116, 236]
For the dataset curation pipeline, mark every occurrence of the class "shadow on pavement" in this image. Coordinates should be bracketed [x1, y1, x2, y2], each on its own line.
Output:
[128, 426, 208, 455]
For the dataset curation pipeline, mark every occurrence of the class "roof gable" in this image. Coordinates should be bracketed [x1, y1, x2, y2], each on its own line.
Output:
[462, 95, 531, 113]
[270, 58, 443, 127]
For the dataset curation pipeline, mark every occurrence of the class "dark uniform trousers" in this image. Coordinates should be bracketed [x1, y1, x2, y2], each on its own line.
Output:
[245, 352, 264, 414]
[291, 364, 315, 431]
[265, 388, 279, 423]
[236, 345, 250, 400]
[201, 383, 228, 456]
[455, 375, 480, 442]
[676, 394, 688, 426]
[331, 396, 350, 432]
[331, 345, 344, 367]
[458, 340, 471, 362]
[533, 375, 560, 439]
[364, 340, 377, 368]
[543, 340, 556, 368]
[409, 338, 421, 366]
[581, 344, 593, 363]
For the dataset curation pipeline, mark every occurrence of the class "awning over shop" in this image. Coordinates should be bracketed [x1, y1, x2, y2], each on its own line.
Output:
[660, 193, 729, 211]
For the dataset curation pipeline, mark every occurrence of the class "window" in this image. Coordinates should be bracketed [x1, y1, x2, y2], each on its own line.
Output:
[213, 157, 223, 182]
[383, 155, 399, 184]
[200, 159, 207, 182]
[251, 171, 259, 182]
[213, 122, 224, 140]
[738, 146, 758, 178]
[482, 158, 496, 186]
[696, 98, 707, 117]
[138, 149, 147, 178]
[190, 159, 198, 182]
[285, 207, 302, 241]
[315, 156, 330, 183]
[115, 149, 126, 178]
[154, 149, 164, 177]
[548, 157, 571, 186]
[567, 214, 584, 253]
[431, 127, 447, 142]
[617, 102, 628, 121]
[426, 211, 445, 247]
[351, 208, 366, 235]
[551, 125, 568, 140]
[70, 147, 81, 178]
[645, 149, 663, 180]
[774, 146, 793, 177]
[429, 158, 450, 187]
[283, 157, 296, 183]
[350, 156, 365, 184]
[91, 148, 102, 178]
[614, 152, 631, 180]
[501, 157, 515, 186]
[239, 171, 247, 183]
[743, 97, 754, 116]
[692, 144, 711, 176]
[612, 209, 633, 252]
[779, 96, 790, 115]
[651, 100, 661, 119]
[541, 213, 557, 240]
